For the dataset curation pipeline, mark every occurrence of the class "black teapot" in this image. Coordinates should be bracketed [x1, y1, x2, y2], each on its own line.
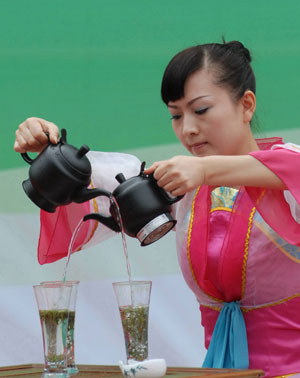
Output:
[21, 128, 111, 213]
[83, 162, 183, 246]
[21, 129, 183, 245]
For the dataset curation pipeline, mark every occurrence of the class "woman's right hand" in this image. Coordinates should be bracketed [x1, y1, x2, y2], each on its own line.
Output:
[14, 117, 60, 153]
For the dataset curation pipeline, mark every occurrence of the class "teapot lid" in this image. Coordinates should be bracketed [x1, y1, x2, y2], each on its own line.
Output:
[60, 144, 91, 175]
[59, 129, 91, 176]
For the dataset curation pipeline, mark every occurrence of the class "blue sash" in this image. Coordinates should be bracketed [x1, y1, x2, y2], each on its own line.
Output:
[202, 301, 249, 369]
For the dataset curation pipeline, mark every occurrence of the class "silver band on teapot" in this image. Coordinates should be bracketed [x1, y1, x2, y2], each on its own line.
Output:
[137, 213, 176, 245]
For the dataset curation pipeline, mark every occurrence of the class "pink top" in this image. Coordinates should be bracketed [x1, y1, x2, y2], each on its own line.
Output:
[176, 138, 300, 377]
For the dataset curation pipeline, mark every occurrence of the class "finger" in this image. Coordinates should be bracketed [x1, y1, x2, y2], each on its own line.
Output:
[170, 187, 186, 197]
[163, 179, 188, 196]
[161, 179, 181, 193]
[38, 119, 59, 144]
[15, 128, 45, 153]
[19, 118, 48, 145]
[156, 172, 173, 188]
[156, 167, 183, 188]
[144, 161, 162, 175]
[16, 126, 46, 152]
[27, 117, 59, 144]
[153, 166, 171, 183]
[14, 134, 27, 153]
[143, 166, 155, 174]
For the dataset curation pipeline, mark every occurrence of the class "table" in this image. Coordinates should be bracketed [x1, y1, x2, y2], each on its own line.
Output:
[0, 364, 264, 378]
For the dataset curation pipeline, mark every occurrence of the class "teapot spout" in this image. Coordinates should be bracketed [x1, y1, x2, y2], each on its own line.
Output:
[72, 187, 112, 203]
[79, 187, 121, 233]
[83, 212, 121, 232]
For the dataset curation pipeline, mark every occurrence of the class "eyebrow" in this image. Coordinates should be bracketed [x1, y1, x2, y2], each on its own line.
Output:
[168, 95, 210, 108]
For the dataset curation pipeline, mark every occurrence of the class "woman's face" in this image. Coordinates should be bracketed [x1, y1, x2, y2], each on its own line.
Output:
[167, 68, 256, 157]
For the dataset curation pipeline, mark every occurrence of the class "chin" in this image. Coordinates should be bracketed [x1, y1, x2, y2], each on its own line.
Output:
[193, 151, 210, 158]
[193, 148, 215, 157]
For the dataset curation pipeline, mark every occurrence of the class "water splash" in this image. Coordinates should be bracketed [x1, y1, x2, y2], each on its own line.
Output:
[62, 218, 84, 283]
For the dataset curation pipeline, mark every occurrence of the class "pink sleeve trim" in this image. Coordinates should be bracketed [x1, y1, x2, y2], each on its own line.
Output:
[38, 201, 92, 265]
[246, 148, 300, 245]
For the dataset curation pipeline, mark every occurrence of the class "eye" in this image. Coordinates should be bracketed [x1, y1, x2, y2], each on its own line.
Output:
[195, 107, 209, 115]
[170, 114, 181, 120]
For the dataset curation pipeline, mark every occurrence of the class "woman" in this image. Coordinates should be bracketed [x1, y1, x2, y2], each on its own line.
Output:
[14, 41, 300, 377]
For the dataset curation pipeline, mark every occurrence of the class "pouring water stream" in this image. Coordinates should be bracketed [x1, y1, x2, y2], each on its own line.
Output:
[62, 218, 84, 283]
[110, 196, 133, 284]
[62, 195, 134, 304]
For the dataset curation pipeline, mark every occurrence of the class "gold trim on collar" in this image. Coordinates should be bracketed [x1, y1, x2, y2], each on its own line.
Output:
[211, 187, 238, 211]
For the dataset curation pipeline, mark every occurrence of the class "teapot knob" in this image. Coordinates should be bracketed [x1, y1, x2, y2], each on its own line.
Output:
[60, 128, 67, 143]
[115, 173, 126, 183]
[77, 144, 90, 157]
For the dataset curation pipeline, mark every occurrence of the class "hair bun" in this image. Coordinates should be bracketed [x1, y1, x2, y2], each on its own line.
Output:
[225, 40, 252, 63]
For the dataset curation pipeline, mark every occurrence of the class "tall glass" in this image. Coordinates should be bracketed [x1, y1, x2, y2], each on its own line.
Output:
[41, 281, 79, 376]
[33, 282, 73, 378]
[113, 281, 152, 363]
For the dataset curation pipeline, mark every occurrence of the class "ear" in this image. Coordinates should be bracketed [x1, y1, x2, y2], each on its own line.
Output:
[241, 90, 256, 124]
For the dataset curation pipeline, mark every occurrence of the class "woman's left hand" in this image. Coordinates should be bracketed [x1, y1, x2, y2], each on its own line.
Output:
[144, 156, 205, 196]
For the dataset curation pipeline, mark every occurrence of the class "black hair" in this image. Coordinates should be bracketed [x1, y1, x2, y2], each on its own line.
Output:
[161, 40, 256, 104]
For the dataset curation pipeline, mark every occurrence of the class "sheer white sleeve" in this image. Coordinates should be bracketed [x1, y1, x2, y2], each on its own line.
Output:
[283, 190, 300, 224]
[83, 151, 142, 247]
[273, 143, 300, 224]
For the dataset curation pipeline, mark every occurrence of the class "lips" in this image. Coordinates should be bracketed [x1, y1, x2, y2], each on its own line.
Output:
[192, 142, 207, 148]
[190, 142, 208, 155]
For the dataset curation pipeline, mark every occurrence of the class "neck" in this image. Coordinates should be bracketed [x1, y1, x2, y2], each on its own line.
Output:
[237, 127, 259, 155]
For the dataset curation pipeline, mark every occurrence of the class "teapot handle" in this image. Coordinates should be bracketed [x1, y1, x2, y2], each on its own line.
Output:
[141, 163, 184, 204]
[160, 188, 184, 204]
[149, 173, 184, 204]
[20, 132, 52, 165]
[21, 152, 35, 165]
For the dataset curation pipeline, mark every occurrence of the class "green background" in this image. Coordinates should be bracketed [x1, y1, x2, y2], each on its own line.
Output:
[0, 2, 300, 364]
[1, 0, 300, 171]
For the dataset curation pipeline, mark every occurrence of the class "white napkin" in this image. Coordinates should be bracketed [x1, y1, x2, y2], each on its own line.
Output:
[119, 359, 167, 378]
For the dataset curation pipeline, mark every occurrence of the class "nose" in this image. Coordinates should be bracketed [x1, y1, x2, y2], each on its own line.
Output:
[182, 114, 199, 136]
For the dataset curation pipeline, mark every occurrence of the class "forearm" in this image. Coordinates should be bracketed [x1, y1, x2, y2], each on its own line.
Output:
[203, 155, 287, 190]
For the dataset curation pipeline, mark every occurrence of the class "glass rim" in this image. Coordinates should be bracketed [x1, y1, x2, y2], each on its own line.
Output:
[33, 282, 75, 289]
[40, 280, 80, 285]
[112, 280, 152, 287]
